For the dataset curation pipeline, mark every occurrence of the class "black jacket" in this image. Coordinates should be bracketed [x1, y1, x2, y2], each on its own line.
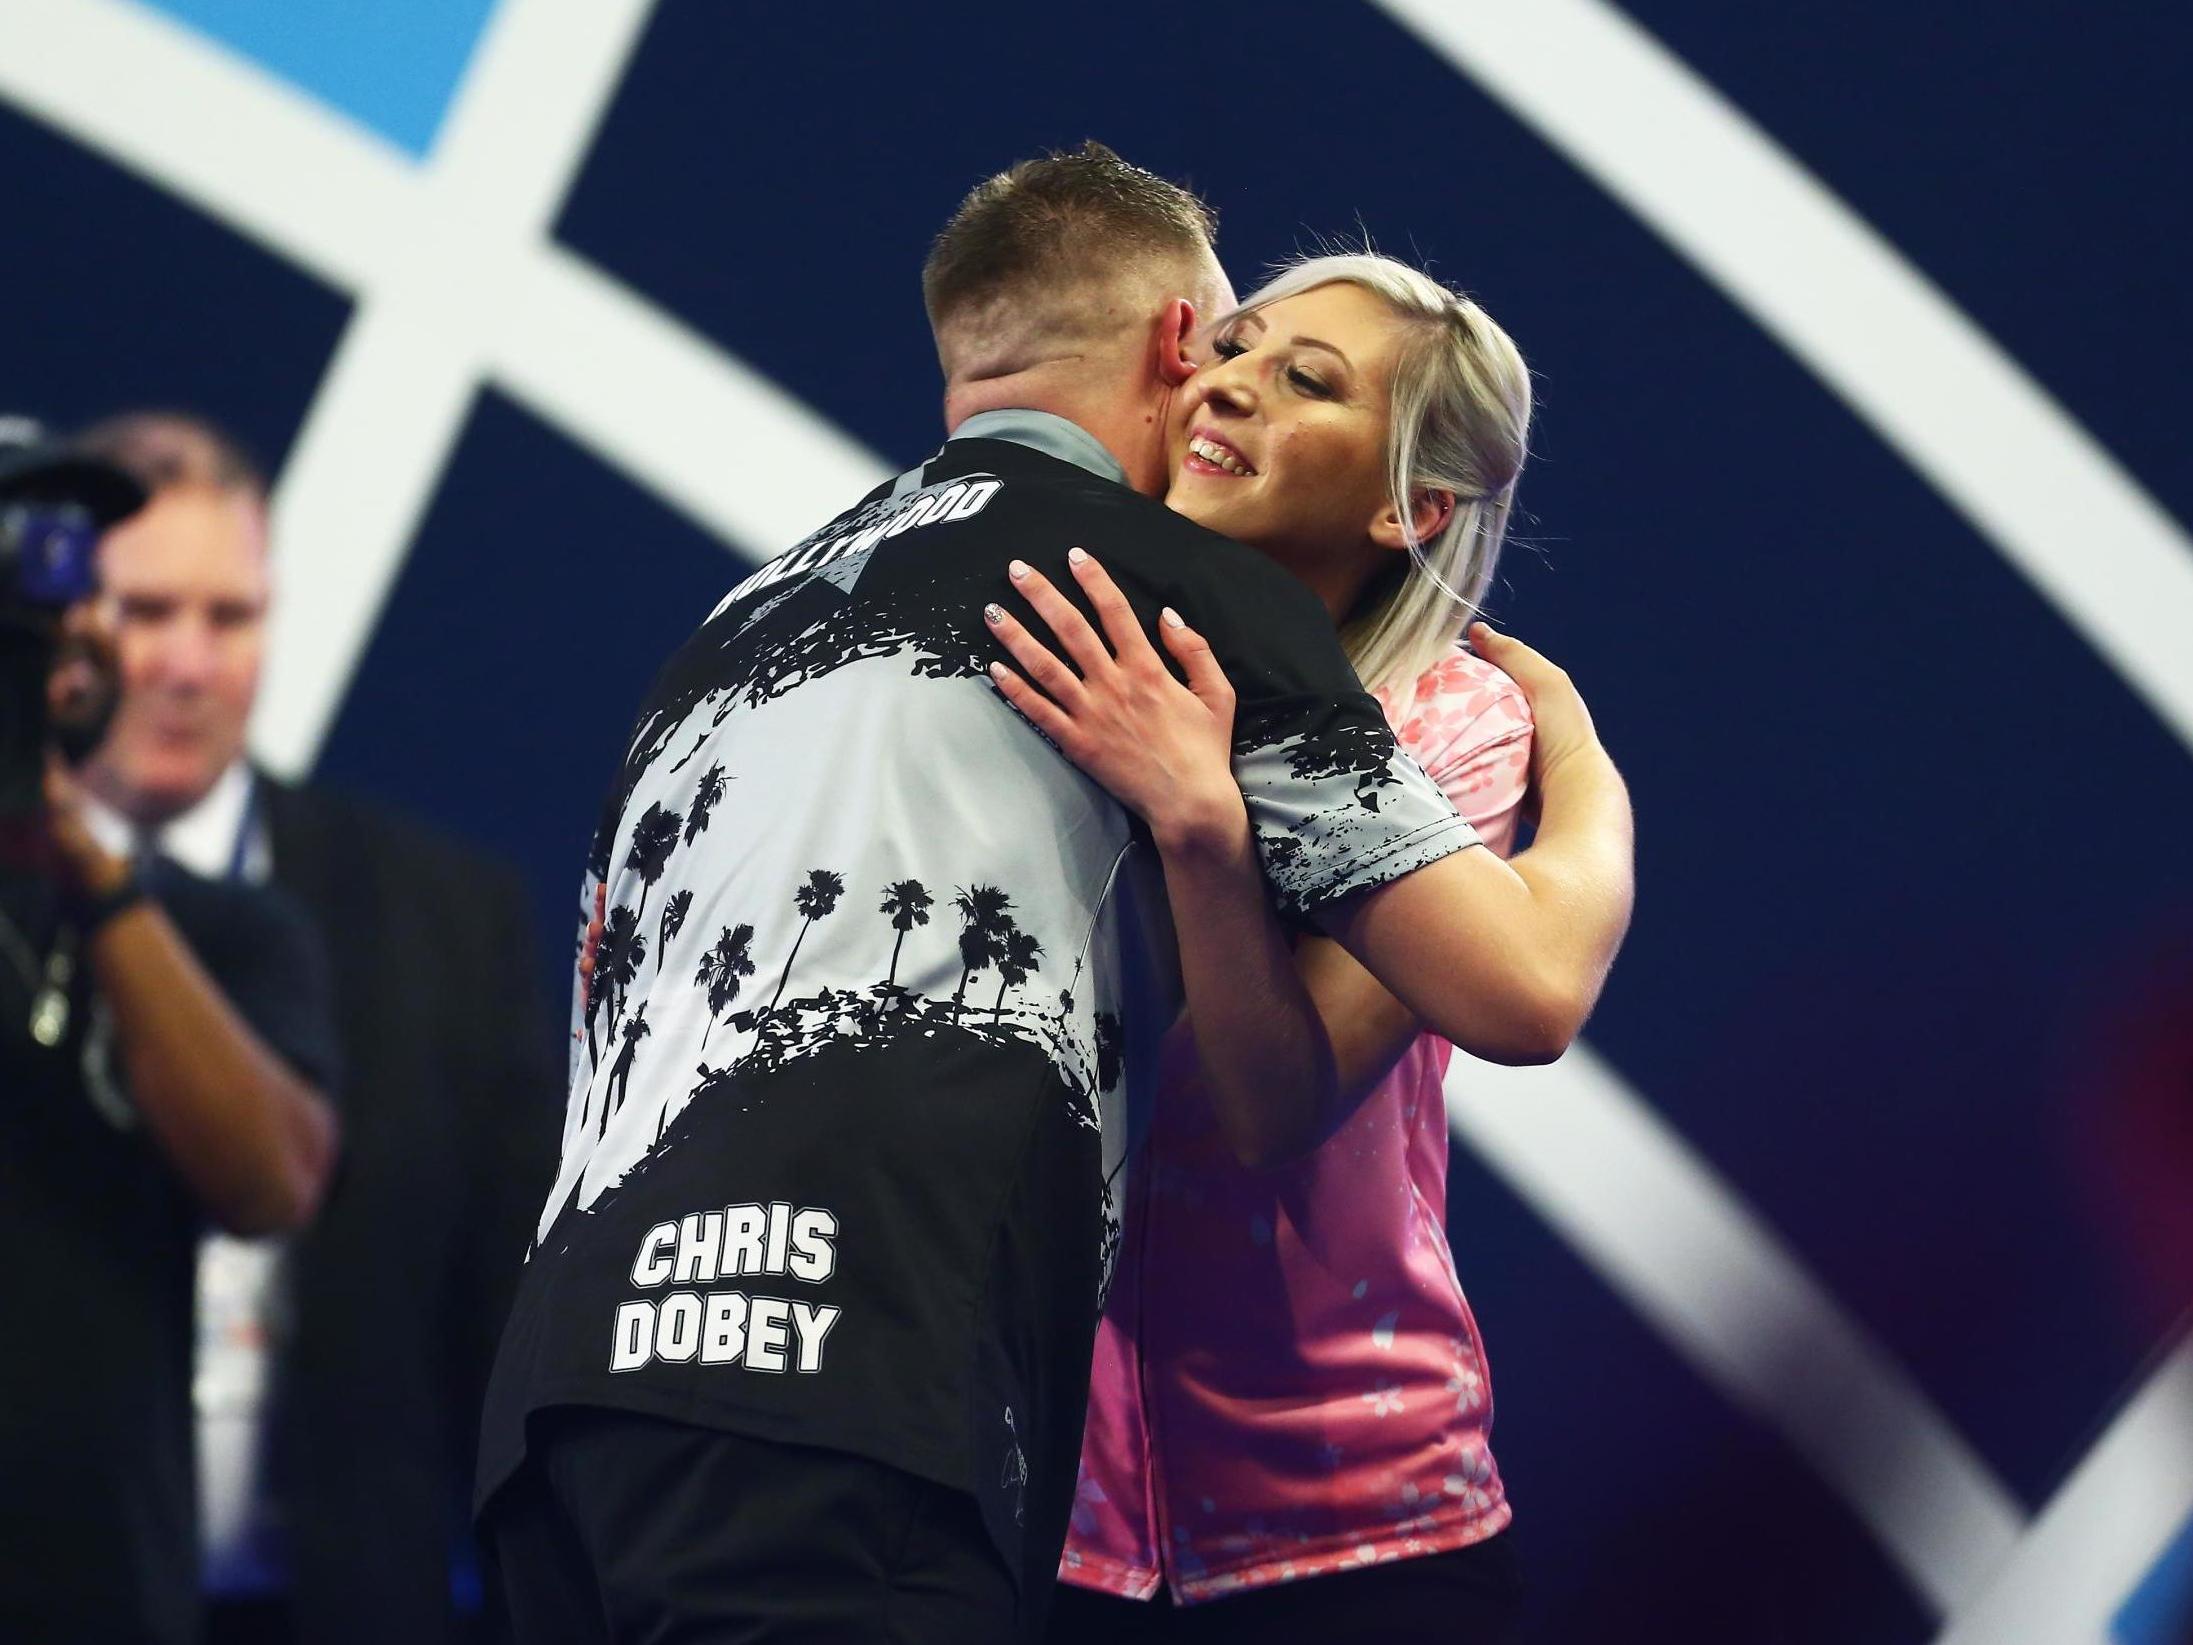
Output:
[1, 863, 337, 1645]
[261, 777, 561, 1645]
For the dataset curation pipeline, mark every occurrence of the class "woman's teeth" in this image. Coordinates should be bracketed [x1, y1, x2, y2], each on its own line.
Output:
[1189, 436, 1255, 477]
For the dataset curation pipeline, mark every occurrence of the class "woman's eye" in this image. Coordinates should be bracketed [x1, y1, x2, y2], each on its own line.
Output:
[1287, 367, 1332, 397]
[1211, 335, 1247, 359]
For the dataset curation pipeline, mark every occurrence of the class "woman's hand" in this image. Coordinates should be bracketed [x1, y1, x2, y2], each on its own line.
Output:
[984, 549, 1242, 853]
[1467, 621, 1605, 802]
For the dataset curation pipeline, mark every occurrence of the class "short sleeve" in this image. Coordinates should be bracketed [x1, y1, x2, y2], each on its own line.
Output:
[980, 469, 1481, 924]
[150, 864, 343, 1093]
[1375, 648, 1535, 859]
[1228, 696, 1480, 922]
[1132, 523, 1480, 923]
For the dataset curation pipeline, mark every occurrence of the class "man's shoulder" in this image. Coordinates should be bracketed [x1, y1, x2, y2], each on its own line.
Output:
[146, 857, 314, 945]
[946, 438, 1197, 533]
[262, 776, 527, 910]
[942, 439, 1316, 598]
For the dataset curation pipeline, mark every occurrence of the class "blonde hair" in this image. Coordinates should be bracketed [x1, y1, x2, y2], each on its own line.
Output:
[1227, 254, 1532, 696]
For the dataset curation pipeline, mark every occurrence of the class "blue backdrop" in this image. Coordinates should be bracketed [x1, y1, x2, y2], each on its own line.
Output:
[5, 3, 2189, 1640]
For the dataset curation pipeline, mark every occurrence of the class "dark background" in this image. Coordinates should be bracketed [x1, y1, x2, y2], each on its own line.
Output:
[5, 3, 2189, 1639]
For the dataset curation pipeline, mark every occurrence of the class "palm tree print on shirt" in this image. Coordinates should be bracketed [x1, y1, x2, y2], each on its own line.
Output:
[659, 888, 693, 966]
[603, 1004, 650, 1140]
[990, 925, 1043, 1024]
[547, 862, 1120, 1260]
[696, 923, 756, 1049]
[625, 803, 683, 937]
[767, 870, 845, 1021]
[878, 879, 933, 992]
[684, 764, 727, 846]
[598, 905, 647, 1030]
[584, 947, 609, 1065]
[951, 885, 1012, 1023]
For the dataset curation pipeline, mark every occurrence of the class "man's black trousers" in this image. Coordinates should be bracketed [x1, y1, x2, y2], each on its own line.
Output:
[485, 1409, 1017, 1644]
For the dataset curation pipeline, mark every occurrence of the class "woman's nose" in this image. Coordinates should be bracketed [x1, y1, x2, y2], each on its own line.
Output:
[1198, 360, 1256, 416]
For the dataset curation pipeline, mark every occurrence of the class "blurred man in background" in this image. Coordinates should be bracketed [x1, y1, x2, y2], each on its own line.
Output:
[73, 411, 563, 1645]
[0, 419, 342, 1645]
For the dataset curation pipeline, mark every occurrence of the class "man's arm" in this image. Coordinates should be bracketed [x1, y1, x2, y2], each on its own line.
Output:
[50, 764, 339, 1235]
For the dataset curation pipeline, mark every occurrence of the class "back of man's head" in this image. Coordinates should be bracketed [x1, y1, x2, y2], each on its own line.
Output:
[72, 410, 266, 505]
[924, 142, 1228, 416]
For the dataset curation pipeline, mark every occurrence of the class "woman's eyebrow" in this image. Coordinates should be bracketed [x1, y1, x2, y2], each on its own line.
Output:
[1289, 336, 1352, 369]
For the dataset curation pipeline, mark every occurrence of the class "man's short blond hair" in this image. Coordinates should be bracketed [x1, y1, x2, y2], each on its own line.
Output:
[72, 409, 266, 501]
[923, 142, 1218, 371]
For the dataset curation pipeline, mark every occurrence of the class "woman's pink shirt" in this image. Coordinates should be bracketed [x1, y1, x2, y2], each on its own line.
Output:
[1059, 647, 1534, 1603]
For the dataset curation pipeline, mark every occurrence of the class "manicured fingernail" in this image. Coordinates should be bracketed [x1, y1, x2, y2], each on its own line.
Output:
[1161, 607, 1185, 628]
[988, 661, 1009, 680]
[984, 602, 1005, 626]
[1068, 545, 1089, 565]
[1008, 560, 1031, 581]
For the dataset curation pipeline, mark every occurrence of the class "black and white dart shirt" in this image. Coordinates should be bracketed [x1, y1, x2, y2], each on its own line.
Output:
[477, 410, 1481, 1582]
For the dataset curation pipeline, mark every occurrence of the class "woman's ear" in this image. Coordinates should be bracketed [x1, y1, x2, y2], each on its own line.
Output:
[1156, 298, 1200, 388]
[1370, 488, 1456, 553]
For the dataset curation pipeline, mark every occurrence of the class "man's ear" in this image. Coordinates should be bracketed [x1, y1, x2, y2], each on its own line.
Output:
[1370, 488, 1456, 553]
[1155, 297, 1200, 388]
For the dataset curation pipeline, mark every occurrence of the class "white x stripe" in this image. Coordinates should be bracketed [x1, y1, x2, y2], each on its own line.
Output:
[1382, 0, 2193, 1629]
[1372, 0, 2193, 755]
[258, 0, 660, 773]
[1445, 1046, 2023, 1614]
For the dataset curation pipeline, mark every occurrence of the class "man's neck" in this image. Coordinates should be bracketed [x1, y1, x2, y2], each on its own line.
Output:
[943, 366, 1164, 497]
[948, 411, 1128, 486]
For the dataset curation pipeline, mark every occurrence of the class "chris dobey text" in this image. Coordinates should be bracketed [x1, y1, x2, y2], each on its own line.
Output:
[610, 1200, 841, 1375]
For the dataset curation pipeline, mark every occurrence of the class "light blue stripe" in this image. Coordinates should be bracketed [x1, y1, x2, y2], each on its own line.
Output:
[2115, 1508, 2193, 1645]
[138, 0, 500, 157]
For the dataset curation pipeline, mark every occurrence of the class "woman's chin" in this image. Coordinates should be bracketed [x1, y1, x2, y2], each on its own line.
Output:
[1162, 482, 1226, 530]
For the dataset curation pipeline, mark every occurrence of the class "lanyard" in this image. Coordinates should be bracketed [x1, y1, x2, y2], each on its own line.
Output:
[225, 776, 261, 885]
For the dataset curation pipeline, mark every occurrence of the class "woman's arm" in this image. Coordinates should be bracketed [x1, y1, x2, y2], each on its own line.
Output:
[987, 554, 1632, 1084]
[1148, 804, 1341, 1167]
[1283, 668, 1536, 1143]
[1314, 629, 1631, 1065]
[986, 553, 1337, 1167]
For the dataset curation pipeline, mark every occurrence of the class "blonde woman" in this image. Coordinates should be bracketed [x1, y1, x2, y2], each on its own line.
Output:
[986, 254, 1621, 1642]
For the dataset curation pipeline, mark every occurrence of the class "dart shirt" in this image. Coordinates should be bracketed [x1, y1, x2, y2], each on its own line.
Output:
[476, 410, 1482, 1585]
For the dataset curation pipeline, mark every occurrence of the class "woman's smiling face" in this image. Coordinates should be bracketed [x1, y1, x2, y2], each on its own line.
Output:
[1165, 282, 1407, 582]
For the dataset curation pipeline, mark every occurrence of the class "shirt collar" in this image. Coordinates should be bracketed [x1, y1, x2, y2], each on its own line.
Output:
[80, 758, 257, 880]
[947, 409, 1129, 487]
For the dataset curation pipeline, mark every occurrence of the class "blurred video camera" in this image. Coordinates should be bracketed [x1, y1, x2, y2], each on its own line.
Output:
[0, 418, 143, 818]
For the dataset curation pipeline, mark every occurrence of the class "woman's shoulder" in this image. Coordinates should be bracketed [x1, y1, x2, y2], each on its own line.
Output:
[1377, 644, 1534, 761]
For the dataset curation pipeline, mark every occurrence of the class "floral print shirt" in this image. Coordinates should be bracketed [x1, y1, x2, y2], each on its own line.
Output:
[1061, 646, 1534, 1603]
